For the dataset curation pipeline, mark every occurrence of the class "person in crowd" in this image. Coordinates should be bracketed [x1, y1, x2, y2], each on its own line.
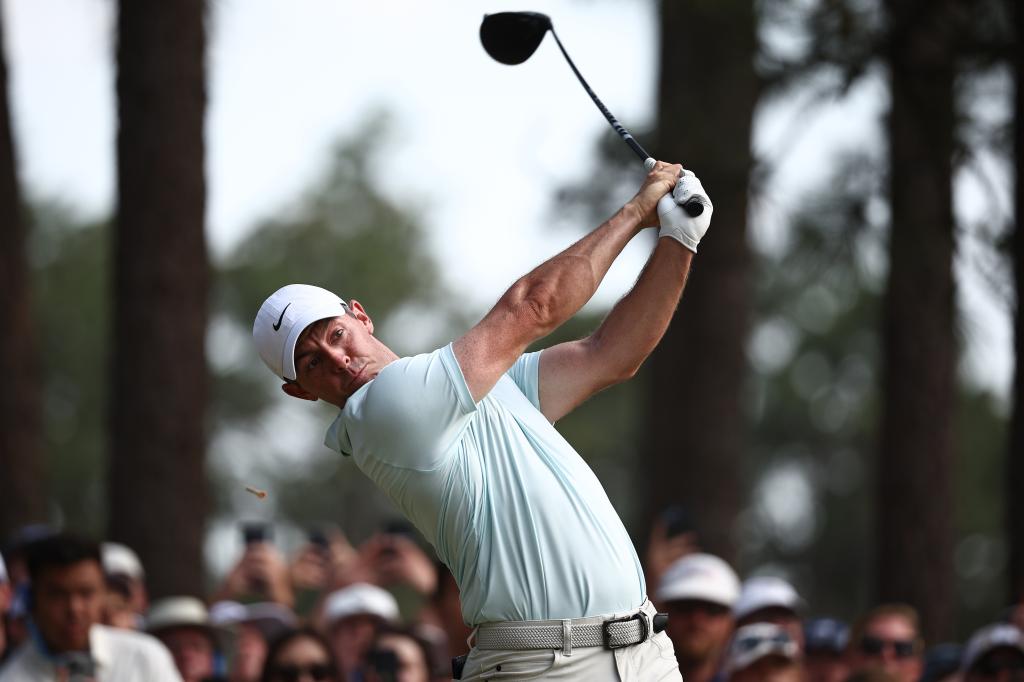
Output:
[364, 625, 435, 682]
[0, 553, 9, 662]
[734, 576, 806, 651]
[919, 642, 962, 682]
[417, 564, 470, 662]
[321, 583, 398, 681]
[723, 622, 804, 682]
[147, 596, 230, 682]
[260, 627, 339, 682]
[961, 623, 1024, 682]
[655, 553, 740, 682]
[644, 505, 701, 598]
[845, 604, 923, 682]
[212, 529, 295, 609]
[100, 542, 147, 630]
[803, 617, 849, 682]
[102, 575, 138, 631]
[211, 601, 298, 682]
[0, 525, 56, 656]
[0, 533, 181, 681]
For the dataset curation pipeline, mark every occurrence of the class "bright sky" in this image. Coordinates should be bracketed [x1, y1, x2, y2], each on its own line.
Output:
[3, 0, 1013, 399]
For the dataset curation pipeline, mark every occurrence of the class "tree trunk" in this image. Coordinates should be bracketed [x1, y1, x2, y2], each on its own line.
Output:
[0, 5, 47, 536]
[1009, 0, 1024, 606]
[109, 0, 209, 598]
[876, 0, 959, 642]
[646, 0, 756, 562]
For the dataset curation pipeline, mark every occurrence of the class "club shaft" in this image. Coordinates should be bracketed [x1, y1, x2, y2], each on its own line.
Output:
[548, 29, 650, 164]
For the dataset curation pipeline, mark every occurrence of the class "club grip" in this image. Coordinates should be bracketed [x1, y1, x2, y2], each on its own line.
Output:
[684, 201, 704, 217]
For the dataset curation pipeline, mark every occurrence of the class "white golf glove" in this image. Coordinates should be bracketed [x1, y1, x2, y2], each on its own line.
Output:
[657, 169, 713, 253]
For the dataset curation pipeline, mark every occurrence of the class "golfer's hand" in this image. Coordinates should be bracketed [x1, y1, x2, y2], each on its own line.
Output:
[630, 161, 684, 228]
[659, 169, 713, 252]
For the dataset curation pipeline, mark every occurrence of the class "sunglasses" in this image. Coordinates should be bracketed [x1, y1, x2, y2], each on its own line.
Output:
[270, 663, 336, 682]
[860, 635, 917, 658]
[735, 631, 793, 652]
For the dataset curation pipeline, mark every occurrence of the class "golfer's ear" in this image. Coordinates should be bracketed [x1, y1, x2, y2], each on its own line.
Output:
[348, 299, 373, 334]
[282, 382, 317, 402]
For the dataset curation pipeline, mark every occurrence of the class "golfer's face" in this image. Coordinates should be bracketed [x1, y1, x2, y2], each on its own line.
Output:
[293, 315, 377, 405]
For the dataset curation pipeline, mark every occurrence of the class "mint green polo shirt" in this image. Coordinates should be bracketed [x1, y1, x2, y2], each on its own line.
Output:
[324, 344, 645, 625]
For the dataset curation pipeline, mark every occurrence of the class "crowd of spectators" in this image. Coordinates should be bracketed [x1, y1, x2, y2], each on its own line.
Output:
[0, 516, 1021, 682]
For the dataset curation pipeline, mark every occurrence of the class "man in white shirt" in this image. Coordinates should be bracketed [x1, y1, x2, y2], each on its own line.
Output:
[0, 533, 181, 682]
[253, 161, 713, 680]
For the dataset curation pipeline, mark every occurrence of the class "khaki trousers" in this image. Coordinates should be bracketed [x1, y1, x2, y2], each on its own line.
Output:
[457, 600, 683, 681]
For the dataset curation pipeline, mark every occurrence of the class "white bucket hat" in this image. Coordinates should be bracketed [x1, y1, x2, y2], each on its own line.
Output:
[253, 284, 349, 380]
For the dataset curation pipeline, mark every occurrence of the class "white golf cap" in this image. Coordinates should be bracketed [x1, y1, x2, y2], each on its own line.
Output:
[656, 553, 741, 607]
[253, 284, 349, 380]
[101, 542, 145, 580]
[961, 623, 1024, 672]
[724, 622, 800, 674]
[734, 576, 804, 621]
[323, 583, 399, 626]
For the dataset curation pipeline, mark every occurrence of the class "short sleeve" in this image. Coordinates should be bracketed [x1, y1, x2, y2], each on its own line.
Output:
[324, 344, 477, 470]
[504, 350, 542, 410]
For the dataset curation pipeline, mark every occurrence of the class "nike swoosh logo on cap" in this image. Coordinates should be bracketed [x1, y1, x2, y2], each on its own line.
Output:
[272, 303, 291, 331]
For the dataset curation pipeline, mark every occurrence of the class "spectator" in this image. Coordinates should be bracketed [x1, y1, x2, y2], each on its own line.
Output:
[0, 553, 9, 662]
[0, 525, 56, 656]
[723, 622, 803, 682]
[101, 543, 148, 629]
[645, 505, 701, 596]
[321, 583, 398, 681]
[734, 576, 806, 651]
[212, 528, 294, 609]
[919, 643, 962, 682]
[260, 627, 339, 682]
[147, 596, 230, 682]
[655, 553, 740, 682]
[804, 617, 849, 682]
[417, 563, 468, 662]
[0, 533, 181, 681]
[846, 604, 923, 682]
[961, 623, 1024, 682]
[364, 625, 434, 682]
[210, 600, 297, 682]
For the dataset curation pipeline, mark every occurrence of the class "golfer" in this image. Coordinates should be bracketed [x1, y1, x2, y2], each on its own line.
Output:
[253, 161, 712, 680]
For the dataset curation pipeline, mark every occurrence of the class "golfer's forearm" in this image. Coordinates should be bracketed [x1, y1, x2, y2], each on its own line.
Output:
[505, 204, 645, 335]
[590, 237, 693, 378]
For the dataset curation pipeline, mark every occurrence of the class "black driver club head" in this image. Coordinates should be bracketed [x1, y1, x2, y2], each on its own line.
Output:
[480, 11, 553, 65]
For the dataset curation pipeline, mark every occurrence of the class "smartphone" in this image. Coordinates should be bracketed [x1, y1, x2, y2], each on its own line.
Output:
[307, 526, 329, 549]
[242, 522, 271, 545]
[660, 505, 695, 539]
[368, 648, 399, 682]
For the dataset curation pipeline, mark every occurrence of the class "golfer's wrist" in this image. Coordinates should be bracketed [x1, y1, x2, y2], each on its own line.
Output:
[621, 200, 649, 232]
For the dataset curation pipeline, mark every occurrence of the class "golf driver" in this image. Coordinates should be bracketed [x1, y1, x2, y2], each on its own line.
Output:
[480, 11, 704, 218]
